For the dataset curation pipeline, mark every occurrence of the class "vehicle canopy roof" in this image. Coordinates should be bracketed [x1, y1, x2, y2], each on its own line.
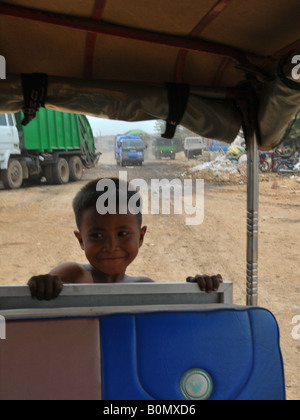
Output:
[0, 0, 299, 149]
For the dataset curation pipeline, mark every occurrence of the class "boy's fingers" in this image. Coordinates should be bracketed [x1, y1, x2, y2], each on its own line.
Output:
[44, 275, 62, 300]
[187, 275, 208, 291]
[212, 274, 223, 291]
[53, 277, 64, 299]
[187, 274, 223, 293]
[217, 274, 223, 283]
[27, 275, 63, 300]
[204, 275, 213, 293]
[212, 276, 219, 291]
[27, 277, 37, 298]
[196, 275, 207, 292]
[44, 276, 55, 301]
[36, 276, 46, 301]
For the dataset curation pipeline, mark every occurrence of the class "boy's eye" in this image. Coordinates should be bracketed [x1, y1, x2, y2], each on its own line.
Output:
[118, 231, 129, 237]
[90, 233, 103, 239]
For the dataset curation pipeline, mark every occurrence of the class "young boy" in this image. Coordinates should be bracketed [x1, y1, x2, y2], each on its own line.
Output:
[28, 178, 222, 300]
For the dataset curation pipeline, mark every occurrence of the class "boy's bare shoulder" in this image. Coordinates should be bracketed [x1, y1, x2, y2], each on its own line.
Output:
[50, 262, 93, 284]
[123, 275, 154, 283]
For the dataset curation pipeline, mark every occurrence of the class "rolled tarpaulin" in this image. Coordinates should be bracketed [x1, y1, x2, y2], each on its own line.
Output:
[0, 53, 300, 150]
[257, 50, 300, 150]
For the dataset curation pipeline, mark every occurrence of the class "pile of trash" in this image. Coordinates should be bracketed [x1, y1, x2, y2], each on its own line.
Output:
[186, 147, 248, 184]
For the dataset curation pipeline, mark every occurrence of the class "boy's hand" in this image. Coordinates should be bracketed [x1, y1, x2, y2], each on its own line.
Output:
[186, 274, 223, 293]
[27, 275, 63, 300]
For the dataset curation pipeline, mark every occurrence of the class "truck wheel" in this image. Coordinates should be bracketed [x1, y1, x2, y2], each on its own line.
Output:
[69, 156, 83, 182]
[1, 159, 23, 189]
[53, 158, 70, 184]
[44, 164, 54, 184]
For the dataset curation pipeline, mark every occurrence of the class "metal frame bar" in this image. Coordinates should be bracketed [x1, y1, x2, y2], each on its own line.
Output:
[174, 0, 234, 82]
[83, 0, 108, 79]
[246, 131, 259, 306]
[0, 283, 233, 313]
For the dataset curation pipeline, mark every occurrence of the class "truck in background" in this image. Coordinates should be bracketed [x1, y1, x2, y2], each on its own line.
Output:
[154, 138, 176, 160]
[115, 134, 145, 166]
[0, 109, 99, 189]
[184, 136, 208, 159]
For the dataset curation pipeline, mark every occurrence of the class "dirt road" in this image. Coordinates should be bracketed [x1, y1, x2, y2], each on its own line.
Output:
[0, 152, 299, 400]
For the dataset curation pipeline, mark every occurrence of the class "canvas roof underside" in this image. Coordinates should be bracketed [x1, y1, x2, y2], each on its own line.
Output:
[0, 0, 299, 149]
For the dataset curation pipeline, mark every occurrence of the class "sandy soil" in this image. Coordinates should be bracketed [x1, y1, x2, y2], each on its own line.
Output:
[0, 151, 299, 400]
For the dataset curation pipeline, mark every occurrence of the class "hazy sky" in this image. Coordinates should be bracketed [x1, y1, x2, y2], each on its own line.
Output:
[87, 116, 158, 137]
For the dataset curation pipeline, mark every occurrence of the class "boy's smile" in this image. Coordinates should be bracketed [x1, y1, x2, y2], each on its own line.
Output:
[74, 206, 146, 281]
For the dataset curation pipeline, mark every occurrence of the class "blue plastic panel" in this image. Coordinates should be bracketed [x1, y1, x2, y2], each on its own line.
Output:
[100, 308, 285, 400]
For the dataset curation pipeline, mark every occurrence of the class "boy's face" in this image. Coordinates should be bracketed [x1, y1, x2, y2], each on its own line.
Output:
[74, 206, 146, 277]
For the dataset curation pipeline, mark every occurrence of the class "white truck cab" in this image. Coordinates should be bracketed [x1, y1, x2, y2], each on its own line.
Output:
[0, 113, 24, 189]
[0, 113, 20, 170]
[184, 136, 207, 159]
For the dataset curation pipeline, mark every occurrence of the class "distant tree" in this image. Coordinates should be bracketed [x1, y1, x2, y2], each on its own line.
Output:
[281, 112, 300, 152]
[287, 112, 300, 139]
[154, 120, 165, 136]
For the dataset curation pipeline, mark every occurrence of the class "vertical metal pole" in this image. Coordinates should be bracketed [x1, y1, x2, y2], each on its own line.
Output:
[246, 130, 259, 306]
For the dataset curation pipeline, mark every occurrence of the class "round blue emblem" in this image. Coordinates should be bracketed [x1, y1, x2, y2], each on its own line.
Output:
[180, 369, 213, 400]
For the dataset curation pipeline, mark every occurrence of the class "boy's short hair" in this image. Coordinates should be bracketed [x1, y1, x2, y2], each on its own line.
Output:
[73, 178, 142, 230]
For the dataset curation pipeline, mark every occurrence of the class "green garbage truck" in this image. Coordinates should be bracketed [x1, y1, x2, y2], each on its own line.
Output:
[0, 109, 99, 189]
[154, 137, 176, 160]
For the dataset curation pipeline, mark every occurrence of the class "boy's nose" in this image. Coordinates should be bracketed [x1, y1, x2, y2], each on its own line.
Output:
[103, 236, 118, 252]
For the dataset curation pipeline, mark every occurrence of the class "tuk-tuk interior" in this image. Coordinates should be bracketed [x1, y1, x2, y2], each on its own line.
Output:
[0, 0, 299, 400]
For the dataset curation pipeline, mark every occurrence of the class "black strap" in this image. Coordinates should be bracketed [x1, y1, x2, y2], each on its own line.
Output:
[162, 83, 190, 139]
[21, 73, 48, 126]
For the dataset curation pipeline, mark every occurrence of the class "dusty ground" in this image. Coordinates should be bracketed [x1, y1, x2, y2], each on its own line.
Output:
[0, 151, 299, 400]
